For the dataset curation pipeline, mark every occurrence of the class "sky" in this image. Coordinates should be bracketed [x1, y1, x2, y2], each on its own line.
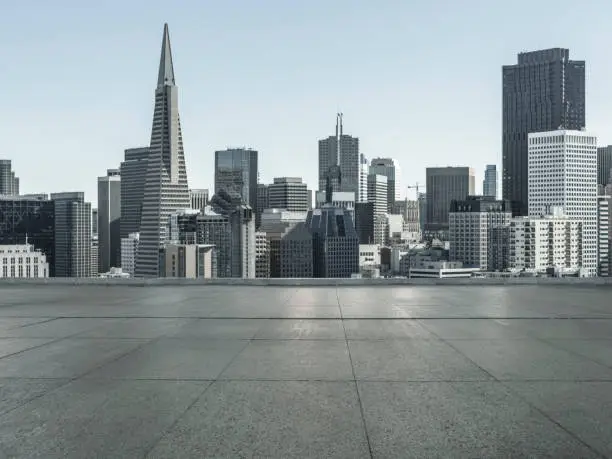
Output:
[2, 0, 612, 208]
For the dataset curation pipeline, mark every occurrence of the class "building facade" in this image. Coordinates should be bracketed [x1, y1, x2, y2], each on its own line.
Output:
[97, 169, 121, 272]
[483, 164, 497, 198]
[189, 189, 209, 210]
[259, 209, 307, 277]
[503, 48, 585, 216]
[280, 222, 313, 278]
[120, 147, 149, 239]
[91, 236, 98, 277]
[0, 243, 49, 278]
[214, 148, 258, 223]
[358, 154, 369, 202]
[528, 130, 598, 276]
[425, 167, 475, 236]
[598, 146, 612, 187]
[0, 196, 55, 276]
[0, 160, 19, 196]
[120, 232, 139, 277]
[51, 192, 91, 278]
[597, 195, 610, 277]
[354, 202, 374, 245]
[367, 174, 388, 216]
[370, 158, 398, 211]
[267, 177, 309, 212]
[255, 231, 270, 278]
[159, 244, 215, 278]
[449, 196, 512, 270]
[136, 24, 191, 277]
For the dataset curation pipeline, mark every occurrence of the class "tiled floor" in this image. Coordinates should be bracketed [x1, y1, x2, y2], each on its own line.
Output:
[0, 285, 611, 458]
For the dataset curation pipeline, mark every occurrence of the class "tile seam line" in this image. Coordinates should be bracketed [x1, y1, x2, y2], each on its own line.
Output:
[419, 321, 609, 459]
[337, 287, 374, 459]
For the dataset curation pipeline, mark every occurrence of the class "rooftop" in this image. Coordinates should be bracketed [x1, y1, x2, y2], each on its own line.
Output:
[0, 284, 611, 457]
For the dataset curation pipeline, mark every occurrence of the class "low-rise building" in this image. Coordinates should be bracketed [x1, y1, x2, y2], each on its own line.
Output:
[159, 244, 216, 278]
[120, 233, 139, 277]
[0, 243, 49, 278]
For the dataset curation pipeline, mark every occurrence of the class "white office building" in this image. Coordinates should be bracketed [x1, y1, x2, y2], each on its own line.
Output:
[0, 243, 49, 278]
[509, 210, 582, 275]
[597, 196, 610, 276]
[120, 232, 140, 277]
[358, 154, 369, 203]
[255, 231, 270, 278]
[528, 130, 598, 276]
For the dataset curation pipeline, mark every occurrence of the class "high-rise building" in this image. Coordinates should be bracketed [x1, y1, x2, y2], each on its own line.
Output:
[259, 209, 307, 277]
[425, 167, 475, 236]
[488, 226, 510, 272]
[597, 195, 610, 277]
[510, 211, 582, 274]
[268, 177, 309, 212]
[370, 158, 398, 211]
[393, 200, 420, 235]
[0, 243, 49, 278]
[136, 24, 190, 277]
[354, 202, 374, 245]
[449, 196, 512, 270]
[280, 222, 313, 278]
[91, 208, 98, 237]
[214, 148, 258, 223]
[255, 231, 270, 278]
[91, 236, 98, 277]
[120, 147, 149, 239]
[318, 114, 359, 200]
[503, 49, 585, 216]
[528, 130, 597, 276]
[358, 154, 369, 203]
[51, 192, 91, 278]
[315, 191, 355, 211]
[0, 160, 19, 196]
[97, 169, 121, 272]
[367, 174, 388, 216]
[189, 189, 209, 210]
[256, 183, 269, 223]
[0, 196, 55, 276]
[597, 146, 612, 187]
[483, 165, 497, 198]
[120, 232, 139, 277]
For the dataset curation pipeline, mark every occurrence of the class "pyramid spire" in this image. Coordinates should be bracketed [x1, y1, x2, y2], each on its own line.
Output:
[157, 23, 175, 87]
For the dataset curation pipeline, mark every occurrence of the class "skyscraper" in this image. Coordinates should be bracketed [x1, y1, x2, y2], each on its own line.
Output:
[528, 130, 597, 276]
[358, 154, 369, 203]
[483, 165, 497, 198]
[369, 158, 398, 211]
[268, 177, 309, 212]
[425, 167, 475, 236]
[51, 192, 91, 278]
[135, 24, 190, 278]
[189, 189, 209, 210]
[214, 148, 258, 223]
[97, 169, 121, 272]
[367, 174, 388, 216]
[597, 146, 612, 187]
[318, 114, 359, 199]
[503, 49, 585, 215]
[0, 160, 19, 196]
[120, 147, 149, 239]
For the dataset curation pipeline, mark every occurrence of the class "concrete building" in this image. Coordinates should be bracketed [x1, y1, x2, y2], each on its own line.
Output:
[0, 160, 19, 196]
[503, 48, 585, 216]
[0, 196, 55, 276]
[307, 206, 359, 278]
[510, 211, 582, 275]
[598, 146, 612, 187]
[425, 167, 475, 237]
[136, 25, 190, 277]
[256, 184, 269, 225]
[97, 169, 121, 272]
[51, 192, 91, 278]
[318, 113, 359, 199]
[280, 222, 313, 278]
[597, 195, 610, 277]
[488, 225, 510, 272]
[386, 214, 404, 246]
[214, 148, 258, 225]
[359, 244, 381, 268]
[367, 174, 388, 216]
[0, 243, 49, 278]
[255, 231, 270, 278]
[370, 158, 399, 211]
[315, 191, 355, 211]
[528, 130, 598, 276]
[483, 165, 497, 198]
[259, 209, 307, 277]
[358, 154, 369, 202]
[449, 196, 512, 270]
[159, 244, 215, 278]
[189, 189, 209, 210]
[268, 177, 309, 212]
[91, 236, 98, 278]
[120, 147, 149, 239]
[120, 232, 139, 277]
[91, 209, 98, 237]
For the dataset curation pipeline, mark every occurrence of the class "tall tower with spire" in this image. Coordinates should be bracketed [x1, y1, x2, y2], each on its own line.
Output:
[135, 24, 190, 277]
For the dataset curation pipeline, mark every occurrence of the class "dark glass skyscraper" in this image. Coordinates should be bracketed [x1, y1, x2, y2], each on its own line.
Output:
[502, 48, 585, 216]
[214, 148, 258, 223]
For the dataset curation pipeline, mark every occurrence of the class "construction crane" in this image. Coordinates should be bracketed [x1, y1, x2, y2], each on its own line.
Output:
[406, 183, 425, 199]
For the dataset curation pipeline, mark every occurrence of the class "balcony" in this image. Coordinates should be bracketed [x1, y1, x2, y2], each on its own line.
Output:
[0, 282, 611, 457]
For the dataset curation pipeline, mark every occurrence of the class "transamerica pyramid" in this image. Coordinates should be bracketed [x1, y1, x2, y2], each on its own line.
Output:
[135, 24, 190, 277]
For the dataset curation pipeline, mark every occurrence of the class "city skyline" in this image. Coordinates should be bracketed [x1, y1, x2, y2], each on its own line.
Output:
[4, 1, 612, 206]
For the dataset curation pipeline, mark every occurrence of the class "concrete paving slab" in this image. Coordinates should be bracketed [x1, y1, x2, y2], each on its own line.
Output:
[343, 319, 435, 340]
[419, 318, 531, 339]
[220, 340, 354, 380]
[358, 381, 601, 458]
[254, 319, 345, 340]
[0, 338, 57, 359]
[0, 318, 120, 338]
[147, 381, 370, 459]
[0, 379, 69, 416]
[75, 318, 193, 339]
[168, 319, 266, 339]
[543, 339, 612, 369]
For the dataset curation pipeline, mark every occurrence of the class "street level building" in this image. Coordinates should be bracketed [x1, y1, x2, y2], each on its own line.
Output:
[120, 232, 140, 277]
[0, 243, 49, 278]
[159, 244, 215, 278]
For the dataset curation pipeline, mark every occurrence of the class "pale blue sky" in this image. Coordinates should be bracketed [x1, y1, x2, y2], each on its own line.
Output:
[2, 0, 611, 207]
